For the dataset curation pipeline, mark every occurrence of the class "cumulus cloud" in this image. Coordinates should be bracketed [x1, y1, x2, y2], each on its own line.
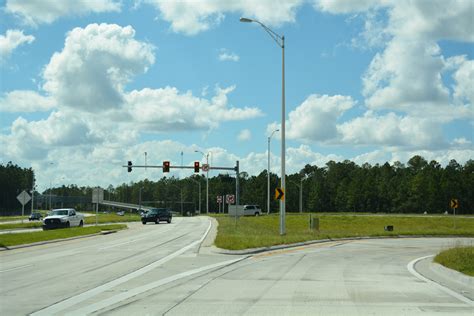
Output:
[315, 0, 473, 122]
[42, 23, 155, 112]
[144, 0, 303, 35]
[0, 29, 34, 61]
[219, 49, 239, 62]
[0, 90, 55, 112]
[237, 129, 251, 141]
[5, 0, 121, 26]
[125, 85, 262, 131]
[338, 111, 446, 150]
[286, 94, 355, 142]
[2, 111, 101, 160]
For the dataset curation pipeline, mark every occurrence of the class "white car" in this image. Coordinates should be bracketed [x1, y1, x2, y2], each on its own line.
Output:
[42, 208, 84, 230]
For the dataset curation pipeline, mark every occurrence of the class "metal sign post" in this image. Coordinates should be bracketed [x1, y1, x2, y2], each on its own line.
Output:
[92, 188, 104, 226]
[17, 190, 31, 223]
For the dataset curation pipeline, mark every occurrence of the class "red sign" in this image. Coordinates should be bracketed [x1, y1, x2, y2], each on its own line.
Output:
[226, 194, 235, 204]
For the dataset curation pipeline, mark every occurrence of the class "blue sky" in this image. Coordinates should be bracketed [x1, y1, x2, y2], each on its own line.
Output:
[0, 0, 473, 192]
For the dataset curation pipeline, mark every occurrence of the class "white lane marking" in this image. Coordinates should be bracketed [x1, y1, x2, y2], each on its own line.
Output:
[31, 219, 212, 316]
[407, 255, 474, 306]
[98, 236, 149, 250]
[0, 264, 32, 273]
[70, 257, 246, 315]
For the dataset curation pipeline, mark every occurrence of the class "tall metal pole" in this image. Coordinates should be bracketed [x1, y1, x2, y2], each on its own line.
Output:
[49, 180, 52, 211]
[239, 17, 286, 234]
[267, 137, 271, 215]
[206, 153, 209, 214]
[299, 177, 303, 213]
[280, 36, 286, 235]
[198, 180, 201, 214]
[181, 151, 184, 214]
[236, 160, 240, 205]
[267, 129, 278, 215]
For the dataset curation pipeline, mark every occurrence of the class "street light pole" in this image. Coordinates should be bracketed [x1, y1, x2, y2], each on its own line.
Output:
[195, 150, 209, 214]
[267, 129, 279, 215]
[241, 17, 286, 234]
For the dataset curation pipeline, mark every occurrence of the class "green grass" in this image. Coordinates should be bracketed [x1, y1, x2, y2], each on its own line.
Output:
[0, 222, 42, 230]
[434, 246, 474, 276]
[0, 224, 127, 248]
[0, 216, 27, 222]
[214, 214, 474, 250]
[83, 213, 141, 224]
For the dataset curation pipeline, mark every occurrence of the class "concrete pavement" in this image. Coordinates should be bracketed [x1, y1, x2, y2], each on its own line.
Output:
[1, 216, 472, 315]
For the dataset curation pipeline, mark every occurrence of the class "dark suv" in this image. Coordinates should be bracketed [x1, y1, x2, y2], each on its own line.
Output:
[29, 212, 43, 221]
[141, 208, 172, 224]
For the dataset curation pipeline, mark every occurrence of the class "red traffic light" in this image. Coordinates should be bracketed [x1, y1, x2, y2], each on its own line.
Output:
[194, 161, 200, 173]
[163, 161, 170, 172]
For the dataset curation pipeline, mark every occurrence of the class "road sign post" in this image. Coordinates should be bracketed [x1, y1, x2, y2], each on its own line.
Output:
[450, 199, 459, 229]
[17, 190, 31, 223]
[92, 188, 104, 226]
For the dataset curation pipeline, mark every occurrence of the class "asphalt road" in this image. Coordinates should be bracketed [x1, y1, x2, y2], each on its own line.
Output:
[0, 217, 472, 315]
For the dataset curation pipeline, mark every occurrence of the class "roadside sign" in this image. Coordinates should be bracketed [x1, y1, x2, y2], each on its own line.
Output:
[92, 187, 104, 203]
[202, 164, 209, 172]
[217, 196, 222, 203]
[275, 188, 284, 201]
[17, 190, 31, 206]
[226, 194, 235, 204]
[450, 199, 459, 209]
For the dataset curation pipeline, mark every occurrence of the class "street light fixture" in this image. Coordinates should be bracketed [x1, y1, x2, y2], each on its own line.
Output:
[267, 129, 279, 215]
[241, 17, 286, 235]
[195, 150, 209, 214]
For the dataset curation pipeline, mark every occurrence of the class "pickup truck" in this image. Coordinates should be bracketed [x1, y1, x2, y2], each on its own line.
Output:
[228, 205, 262, 216]
[42, 208, 84, 230]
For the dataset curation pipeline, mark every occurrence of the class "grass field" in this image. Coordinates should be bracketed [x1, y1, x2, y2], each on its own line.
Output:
[0, 224, 127, 248]
[0, 212, 141, 230]
[434, 246, 474, 276]
[83, 213, 141, 224]
[214, 214, 474, 250]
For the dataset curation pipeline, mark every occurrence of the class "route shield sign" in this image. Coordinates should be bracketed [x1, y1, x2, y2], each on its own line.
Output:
[17, 190, 31, 206]
[450, 199, 459, 209]
[217, 196, 222, 203]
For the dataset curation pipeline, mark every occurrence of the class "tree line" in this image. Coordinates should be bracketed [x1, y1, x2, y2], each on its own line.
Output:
[2, 156, 473, 215]
[0, 162, 35, 214]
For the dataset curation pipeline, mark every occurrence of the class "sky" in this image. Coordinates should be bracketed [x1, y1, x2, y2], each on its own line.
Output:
[0, 0, 473, 192]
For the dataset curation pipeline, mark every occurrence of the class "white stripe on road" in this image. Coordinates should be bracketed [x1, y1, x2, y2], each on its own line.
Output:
[0, 264, 32, 273]
[70, 257, 246, 315]
[31, 219, 212, 316]
[407, 255, 474, 306]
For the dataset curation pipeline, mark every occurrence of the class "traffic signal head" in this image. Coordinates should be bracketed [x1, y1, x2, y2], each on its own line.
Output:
[127, 161, 132, 172]
[163, 161, 170, 172]
[194, 161, 200, 173]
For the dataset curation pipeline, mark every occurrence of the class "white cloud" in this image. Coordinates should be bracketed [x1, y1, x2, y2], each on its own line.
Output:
[42, 23, 155, 112]
[237, 129, 251, 141]
[1, 111, 101, 160]
[5, 0, 121, 26]
[314, 0, 383, 14]
[125, 85, 263, 131]
[0, 90, 55, 112]
[338, 111, 445, 150]
[0, 29, 34, 61]
[286, 94, 356, 142]
[144, 0, 304, 35]
[219, 49, 239, 62]
[316, 0, 473, 122]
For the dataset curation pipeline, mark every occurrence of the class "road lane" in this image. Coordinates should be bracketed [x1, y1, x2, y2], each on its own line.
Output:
[0, 217, 222, 315]
[95, 237, 473, 316]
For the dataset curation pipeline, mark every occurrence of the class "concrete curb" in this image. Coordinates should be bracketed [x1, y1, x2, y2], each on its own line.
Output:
[0, 230, 118, 251]
[212, 235, 474, 255]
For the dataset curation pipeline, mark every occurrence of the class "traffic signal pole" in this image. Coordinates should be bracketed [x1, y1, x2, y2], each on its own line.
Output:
[123, 161, 240, 212]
